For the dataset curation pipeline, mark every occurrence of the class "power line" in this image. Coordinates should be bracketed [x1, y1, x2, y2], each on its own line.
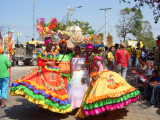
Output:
[0, 23, 32, 29]
[95, 24, 105, 34]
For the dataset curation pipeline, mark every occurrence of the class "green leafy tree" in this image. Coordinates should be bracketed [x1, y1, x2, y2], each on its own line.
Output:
[68, 20, 93, 35]
[120, 0, 160, 23]
[52, 20, 93, 36]
[53, 22, 66, 32]
[116, 7, 143, 42]
[139, 21, 155, 49]
[130, 8, 143, 41]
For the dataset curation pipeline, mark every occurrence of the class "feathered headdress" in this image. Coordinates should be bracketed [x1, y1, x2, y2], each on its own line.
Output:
[35, 18, 57, 38]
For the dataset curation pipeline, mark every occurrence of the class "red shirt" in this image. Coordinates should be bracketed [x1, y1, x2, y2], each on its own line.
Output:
[115, 49, 130, 67]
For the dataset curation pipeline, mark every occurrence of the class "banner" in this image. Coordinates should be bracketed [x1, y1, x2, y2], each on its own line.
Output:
[0, 26, 14, 55]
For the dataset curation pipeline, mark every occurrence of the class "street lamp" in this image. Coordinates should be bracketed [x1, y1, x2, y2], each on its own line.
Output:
[99, 8, 111, 45]
[66, 5, 83, 26]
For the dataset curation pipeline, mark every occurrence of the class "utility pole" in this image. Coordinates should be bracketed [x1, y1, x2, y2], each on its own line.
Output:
[66, 7, 70, 27]
[66, 6, 83, 27]
[71, 9, 75, 23]
[33, 0, 36, 39]
[99, 8, 111, 45]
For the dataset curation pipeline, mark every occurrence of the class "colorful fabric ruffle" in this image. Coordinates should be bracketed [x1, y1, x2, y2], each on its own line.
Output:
[37, 50, 59, 61]
[10, 67, 72, 113]
[56, 53, 73, 62]
[75, 70, 140, 118]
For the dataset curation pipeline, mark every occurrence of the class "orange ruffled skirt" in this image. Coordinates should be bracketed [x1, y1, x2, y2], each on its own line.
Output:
[10, 67, 72, 113]
[75, 69, 140, 118]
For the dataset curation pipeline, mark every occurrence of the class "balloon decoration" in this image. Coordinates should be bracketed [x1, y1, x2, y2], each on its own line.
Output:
[35, 18, 57, 38]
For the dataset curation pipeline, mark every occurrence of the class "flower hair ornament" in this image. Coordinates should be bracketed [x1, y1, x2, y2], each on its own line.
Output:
[70, 34, 84, 47]
[58, 30, 71, 46]
[84, 29, 97, 44]
[86, 43, 94, 51]
[59, 38, 67, 46]
[44, 38, 53, 46]
[58, 30, 71, 40]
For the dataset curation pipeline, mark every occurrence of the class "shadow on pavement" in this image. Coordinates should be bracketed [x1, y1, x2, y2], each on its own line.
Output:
[156, 108, 160, 115]
[2, 98, 69, 120]
[77, 108, 128, 120]
[1, 97, 129, 120]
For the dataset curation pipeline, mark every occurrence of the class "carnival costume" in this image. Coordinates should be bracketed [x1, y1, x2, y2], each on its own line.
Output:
[75, 44, 140, 118]
[67, 57, 88, 109]
[55, 38, 73, 82]
[10, 18, 72, 113]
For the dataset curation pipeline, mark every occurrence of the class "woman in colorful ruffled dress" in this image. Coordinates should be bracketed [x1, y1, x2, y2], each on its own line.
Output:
[75, 44, 140, 118]
[10, 18, 72, 114]
[67, 46, 88, 109]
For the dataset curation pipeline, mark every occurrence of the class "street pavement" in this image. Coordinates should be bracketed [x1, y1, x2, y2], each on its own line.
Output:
[0, 66, 160, 120]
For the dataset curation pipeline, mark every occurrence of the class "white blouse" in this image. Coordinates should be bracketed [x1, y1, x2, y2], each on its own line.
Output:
[71, 57, 88, 78]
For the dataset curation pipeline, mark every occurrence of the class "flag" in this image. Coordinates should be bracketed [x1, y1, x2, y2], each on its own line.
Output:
[17, 32, 20, 37]
[140, 41, 143, 48]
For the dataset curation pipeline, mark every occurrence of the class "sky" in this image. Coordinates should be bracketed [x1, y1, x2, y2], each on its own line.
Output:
[0, 0, 160, 45]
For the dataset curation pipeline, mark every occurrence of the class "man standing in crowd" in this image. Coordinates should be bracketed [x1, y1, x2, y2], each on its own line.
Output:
[12, 47, 16, 67]
[154, 46, 160, 65]
[132, 47, 136, 66]
[102, 47, 108, 69]
[115, 43, 130, 79]
[0, 47, 11, 108]
[127, 46, 132, 67]
[113, 44, 119, 56]
[136, 47, 141, 67]
[113, 44, 119, 64]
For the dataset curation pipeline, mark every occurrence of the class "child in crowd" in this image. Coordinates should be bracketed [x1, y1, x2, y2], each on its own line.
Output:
[154, 64, 159, 70]
[147, 61, 154, 76]
[134, 59, 147, 88]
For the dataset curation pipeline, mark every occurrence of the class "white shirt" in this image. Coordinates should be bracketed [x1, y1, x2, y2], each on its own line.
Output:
[141, 51, 145, 58]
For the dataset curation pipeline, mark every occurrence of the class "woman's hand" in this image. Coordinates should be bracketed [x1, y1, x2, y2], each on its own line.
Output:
[92, 74, 99, 81]
[46, 61, 54, 66]
[9, 57, 12, 62]
[81, 78, 85, 85]
[150, 82, 157, 87]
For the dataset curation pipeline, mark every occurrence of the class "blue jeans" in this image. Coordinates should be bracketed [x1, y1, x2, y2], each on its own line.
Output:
[119, 67, 127, 79]
[129, 56, 132, 67]
[0, 77, 9, 99]
[150, 84, 160, 105]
